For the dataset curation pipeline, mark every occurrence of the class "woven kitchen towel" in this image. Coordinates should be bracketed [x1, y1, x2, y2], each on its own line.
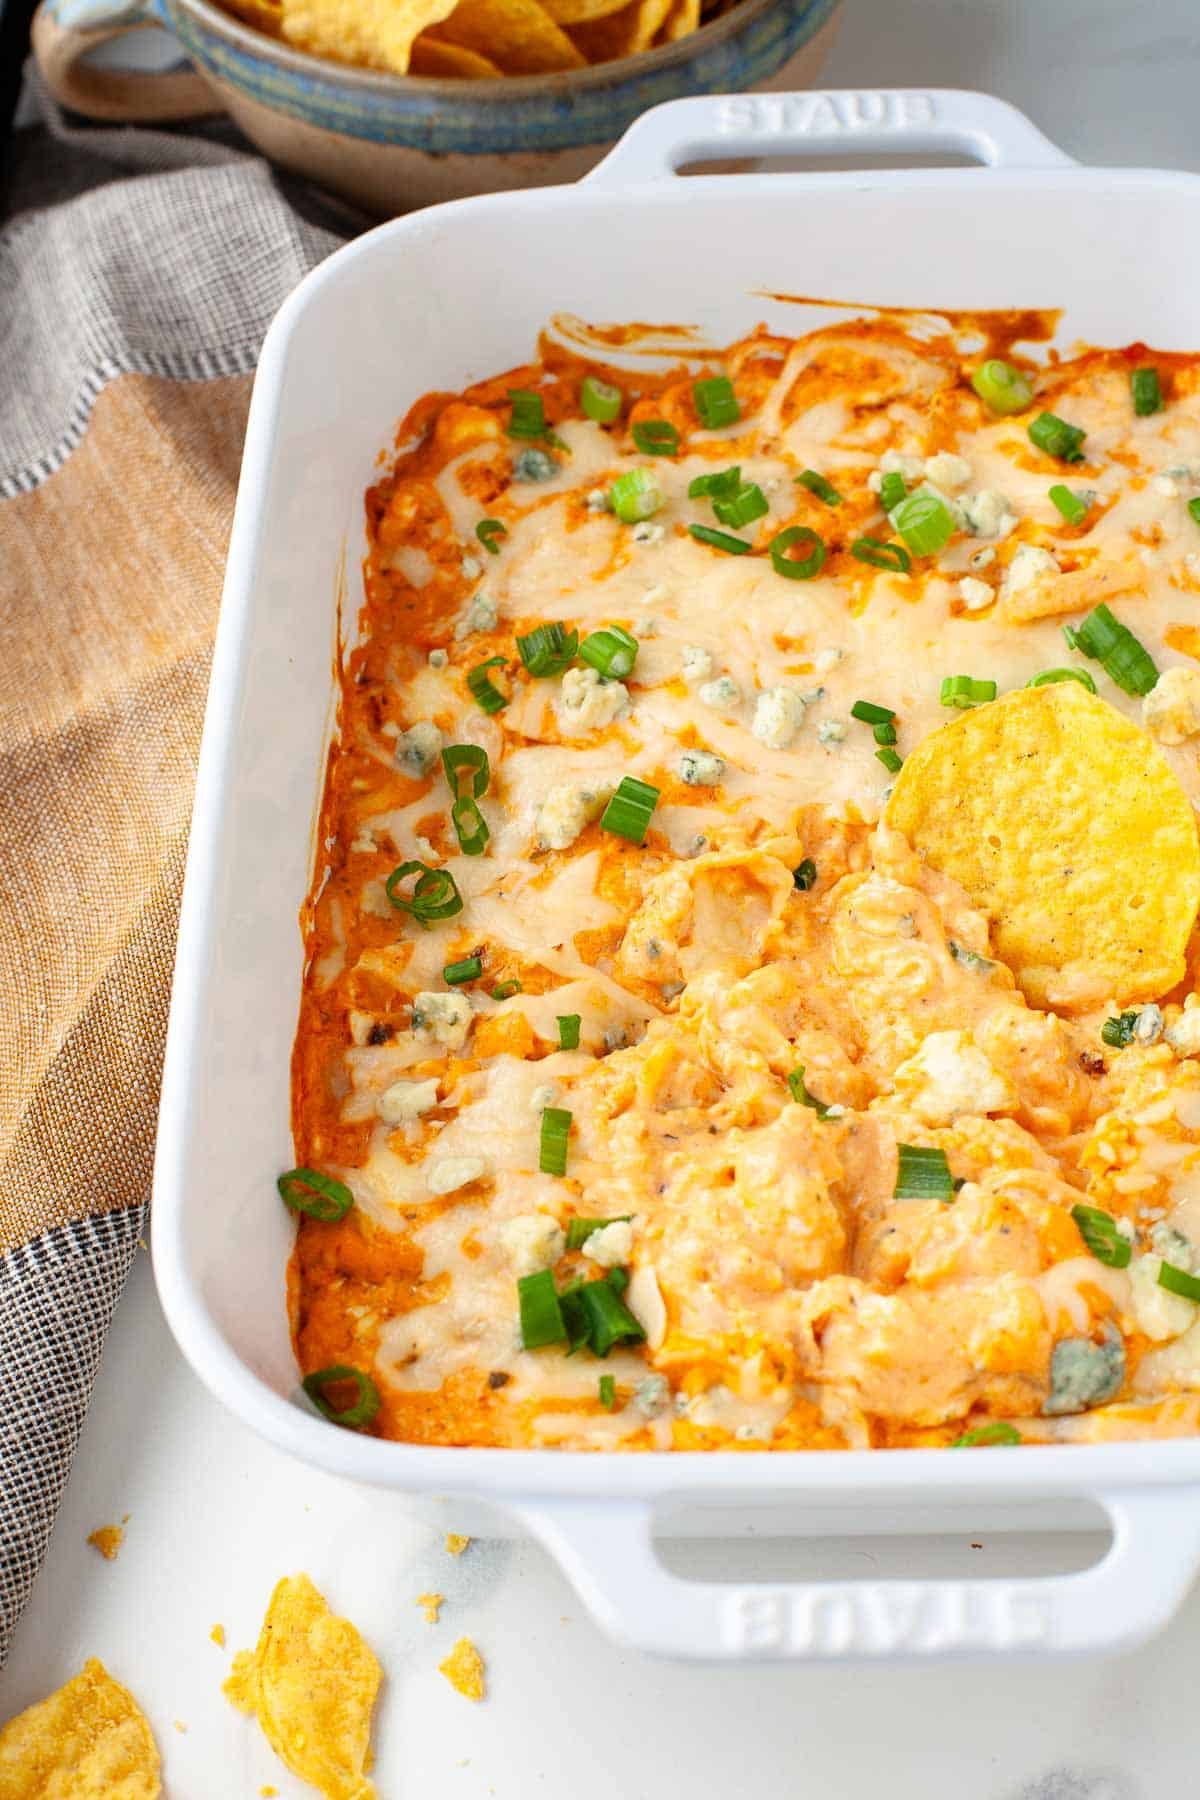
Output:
[0, 79, 345, 1664]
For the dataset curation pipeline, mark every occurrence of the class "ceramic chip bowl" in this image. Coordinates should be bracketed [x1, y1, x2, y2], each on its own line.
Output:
[32, 0, 844, 214]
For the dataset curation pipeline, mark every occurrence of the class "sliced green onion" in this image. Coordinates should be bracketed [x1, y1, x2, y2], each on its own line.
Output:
[948, 940, 994, 972]
[873, 720, 897, 745]
[709, 481, 765, 530]
[688, 465, 742, 500]
[1189, 497, 1200, 528]
[516, 622, 578, 677]
[792, 858, 817, 892]
[1049, 484, 1089, 526]
[302, 1365, 380, 1429]
[940, 675, 997, 709]
[491, 980, 521, 1000]
[543, 430, 570, 455]
[852, 536, 912, 574]
[539, 1106, 573, 1178]
[557, 1014, 581, 1050]
[558, 1280, 588, 1353]
[385, 860, 464, 926]
[1132, 366, 1162, 417]
[1071, 1204, 1132, 1269]
[600, 775, 660, 846]
[443, 955, 482, 986]
[1101, 1010, 1138, 1048]
[610, 467, 663, 524]
[876, 747, 903, 774]
[1028, 666, 1097, 693]
[1066, 603, 1159, 695]
[688, 523, 751, 555]
[507, 387, 546, 440]
[451, 795, 489, 855]
[788, 1065, 831, 1118]
[797, 469, 842, 506]
[476, 517, 507, 555]
[1029, 411, 1086, 463]
[892, 489, 956, 556]
[580, 625, 639, 679]
[606, 1265, 629, 1295]
[277, 1168, 353, 1223]
[769, 526, 826, 580]
[578, 1278, 646, 1357]
[442, 743, 490, 798]
[953, 1422, 1022, 1448]
[850, 699, 895, 725]
[878, 471, 908, 513]
[1158, 1260, 1200, 1303]
[599, 1373, 617, 1410]
[467, 655, 509, 715]
[971, 359, 1033, 415]
[581, 374, 622, 424]
[894, 1144, 953, 1200]
[518, 1269, 567, 1349]
[632, 418, 680, 457]
[567, 1213, 632, 1252]
[693, 376, 740, 429]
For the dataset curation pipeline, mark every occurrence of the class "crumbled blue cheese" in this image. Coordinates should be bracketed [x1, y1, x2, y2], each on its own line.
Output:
[1143, 665, 1200, 744]
[513, 447, 558, 483]
[1134, 1003, 1164, 1045]
[958, 576, 994, 612]
[454, 593, 497, 640]
[582, 1220, 634, 1267]
[397, 720, 441, 774]
[961, 491, 1017, 539]
[378, 1077, 440, 1125]
[427, 1156, 488, 1197]
[1002, 543, 1059, 600]
[969, 545, 996, 571]
[460, 554, 483, 581]
[557, 667, 629, 735]
[1167, 1002, 1200, 1057]
[752, 686, 806, 749]
[535, 780, 612, 849]
[678, 749, 725, 786]
[632, 1373, 671, 1418]
[869, 449, 925, 491]
[698, 674, 740, 710]
[1129, 1254, 1196, 1341]
[895, 1030, 1016, 1124]
[428, 649, 448, 669]
[1043, 1329, 1125, 1415]
[681, 644, 715, 684]
[411, 990, 472, 1049]
[924, 450, 973, 493]
[500, 1214, 565, 1275]
[817, 718, 847, 745]
[586, 486, 611, 512]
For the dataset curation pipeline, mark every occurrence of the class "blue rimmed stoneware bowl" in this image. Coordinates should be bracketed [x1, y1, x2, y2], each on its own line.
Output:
[32, 0, 843, 214]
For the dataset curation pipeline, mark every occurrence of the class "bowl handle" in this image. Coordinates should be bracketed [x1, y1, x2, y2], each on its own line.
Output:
[585, 87, 1076, 185]
[517, 1487, 1200, 1662]
[32, 0, 218, 122]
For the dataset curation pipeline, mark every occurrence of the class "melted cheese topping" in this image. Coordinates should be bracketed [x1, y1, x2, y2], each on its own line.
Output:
[289, 315, 1200, 1451]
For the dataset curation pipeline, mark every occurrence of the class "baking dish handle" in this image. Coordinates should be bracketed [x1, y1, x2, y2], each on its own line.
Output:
[517, 1488, 1200, 1661]
[585, 88, 1075, 186]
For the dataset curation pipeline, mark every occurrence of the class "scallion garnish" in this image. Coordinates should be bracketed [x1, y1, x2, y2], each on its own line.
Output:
[1049, 484, 1089, 526]
[1070, 1203, 1132, 1269]
[610, 467, 663, 523]
[518, 1269, 567, 1349]
[688, 465, 742, 500]
[516, 622, 578, 677]
[940, 675, 997, 709]
[1158, 1261, 1200, 1303]
[491, 980, 521, 1000]
[1132, 366, 1162, 417]
[557, 1014, 582, 1050]
[632, 418, 680, 457]
[302, 1365, 380, 1429]
[606, 1265, 629, 1295]
[539, 1106, 573, 1177]
[579, 625, 639, 679]
[892, 489, 956, 556]
[1189, 497, 1200, 528]
[599, 1373, 617, 1410]
[688, 523, 751, 555]
[566, 1214, 632, 1252]
[693, 376, 740, 429]
[442, 742, 489, 797]
[1028, 666, 1096, 693]
[581, 374, 622, 424]
[788, 1065, 831, 1118]
[851, 536, 912, 573]
[451, 795, 488, 856]
[467, 655, 510, 715]
[878, 471, 908, 513]
[876, 747, 903, 774]
[1101, 1010, 1138, 1048]
[769, 525, 826, 580]
[798, 469, 842, 506]
[792, 858, 817, 891]
[952, 1422, 1022, 1447]
[507, 387, 546, 440]
[443, 955, 483, 986]
[971, 359, 1033, 415]
[385, 860, 464, 926]
[1028, 411, 1086, 463]
[277, 1168, 353, 1222]
[600, 775, 660, 845]
[850, 699, 895, 725]
[713, 481, 769, 530]
[873, 720, 897, 745]
[578, 1279, 645, 1356]
[1064, 603, 1159, 695]
[894, 1144, 953, 1200]
[476, 517, 507, 555]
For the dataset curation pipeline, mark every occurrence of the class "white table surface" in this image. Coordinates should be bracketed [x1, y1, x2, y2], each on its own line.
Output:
[9, 3, 1200, 1792]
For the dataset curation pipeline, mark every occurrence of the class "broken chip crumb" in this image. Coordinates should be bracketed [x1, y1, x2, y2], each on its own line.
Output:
[210, 1622, 226, 1647]
[174, 1719, 187, 1733]
[445, 1533, 470, 1556]
[260, 1789, 278, 1797]
[0, 1657, 161, 1794]
[439, 1637, 485, 1702]
[416, 1592, 444, 1624]
[86, 1524, 124, 1561]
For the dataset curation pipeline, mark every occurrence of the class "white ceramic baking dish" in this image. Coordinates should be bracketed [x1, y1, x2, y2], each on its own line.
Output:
[153, 87, 1200, 1663]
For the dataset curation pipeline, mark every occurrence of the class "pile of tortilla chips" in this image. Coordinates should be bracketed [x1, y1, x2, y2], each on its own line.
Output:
[218, 0, 738, 75]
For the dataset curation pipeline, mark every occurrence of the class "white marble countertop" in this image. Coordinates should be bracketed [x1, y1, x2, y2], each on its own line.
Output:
[9, 4, 1200, 1793]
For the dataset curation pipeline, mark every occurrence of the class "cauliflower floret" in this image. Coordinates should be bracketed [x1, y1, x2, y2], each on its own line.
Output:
[378, 1077, 440, 1125]
[892, 1029, 1018, 1125]
[427, 1156, 488, 1197]
[582, 1219, 635, 1267]
[412, 990, 473, 1050]
[557, 666, 629, 735]
[1143, 665, 1200, 745]
[535, 780, 612, 849]
[679, 749, 725, 786]
[752, 686, 806, 750]
[397, 719, 441, 775]
[681, 644, 714, 684]
[961, 491, 1017, 539]
[958, 576, 994, 612]
[1002, 543, 1059, 600]
[500, 1213, 565, 1275]
[1129, 1254, 1198, 1341]
[698, 675, 740, 710]
[924, 451, 973, 494]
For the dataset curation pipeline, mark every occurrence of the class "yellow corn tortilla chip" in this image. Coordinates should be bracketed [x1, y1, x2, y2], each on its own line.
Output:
[568, 0, 671, 58]
[0, 1658, 161, 1799]
[434, 0, 585, 71]
[654, 0, 699, 40]
[438, 1637, 486, 1701]
[280, 0, 456, 73]
[540, 0, 633, 22]
[411, 32, 502, 73]
[219, 0, 284, 35]
[224, 1574, 382, 1800]
[886, 682, 1200, 1009]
